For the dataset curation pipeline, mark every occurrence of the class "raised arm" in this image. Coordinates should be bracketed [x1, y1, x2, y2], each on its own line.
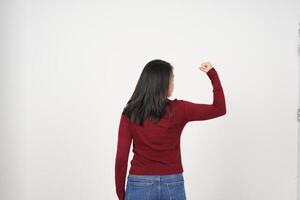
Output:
[181, 66, 226, 123]
[115, 113, 133, 200]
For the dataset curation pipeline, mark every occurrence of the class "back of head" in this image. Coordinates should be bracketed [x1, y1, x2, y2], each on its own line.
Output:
[123, 59, 174, 126]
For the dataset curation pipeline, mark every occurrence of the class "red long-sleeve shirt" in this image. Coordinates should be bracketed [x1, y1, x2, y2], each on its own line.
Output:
[114, 67, 226, 200]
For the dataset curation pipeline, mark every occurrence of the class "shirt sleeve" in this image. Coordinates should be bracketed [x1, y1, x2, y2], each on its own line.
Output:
[114, 113, 133, 200]
[181, 67, 226, 123]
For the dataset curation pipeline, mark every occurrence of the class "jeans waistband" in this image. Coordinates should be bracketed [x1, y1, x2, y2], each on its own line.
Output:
[127, 173, 183, 181]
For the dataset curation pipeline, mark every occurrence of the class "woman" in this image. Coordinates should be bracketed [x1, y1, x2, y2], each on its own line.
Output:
[115, 59, 226, 200]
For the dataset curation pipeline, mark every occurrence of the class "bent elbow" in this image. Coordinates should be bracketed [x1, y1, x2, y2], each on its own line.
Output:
[219, 107, 226, 116]
[223, 108, 227, 115]
[222, 110, 226, 115]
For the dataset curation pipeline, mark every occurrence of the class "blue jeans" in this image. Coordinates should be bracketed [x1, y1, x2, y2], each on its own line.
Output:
[125, 173, 187, 200]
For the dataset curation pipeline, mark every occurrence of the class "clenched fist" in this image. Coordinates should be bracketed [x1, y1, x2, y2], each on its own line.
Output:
[199, 62, 213, 73]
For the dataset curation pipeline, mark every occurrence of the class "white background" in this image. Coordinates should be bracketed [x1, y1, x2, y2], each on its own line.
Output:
[1, 0, 300, 200]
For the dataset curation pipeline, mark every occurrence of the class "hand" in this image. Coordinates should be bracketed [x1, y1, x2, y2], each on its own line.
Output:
[198, 62, 213, 73]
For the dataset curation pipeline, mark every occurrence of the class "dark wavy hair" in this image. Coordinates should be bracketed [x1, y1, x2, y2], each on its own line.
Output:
[122, 59, 174, 126]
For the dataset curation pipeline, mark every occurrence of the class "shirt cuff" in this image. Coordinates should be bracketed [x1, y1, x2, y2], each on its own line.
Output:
[206, 67, 217, 77]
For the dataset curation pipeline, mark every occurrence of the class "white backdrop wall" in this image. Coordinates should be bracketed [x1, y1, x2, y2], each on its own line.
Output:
[1, 0, 299, 200]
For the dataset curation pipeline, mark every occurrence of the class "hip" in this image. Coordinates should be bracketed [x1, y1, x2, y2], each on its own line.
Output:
[125, 173, 186, 200]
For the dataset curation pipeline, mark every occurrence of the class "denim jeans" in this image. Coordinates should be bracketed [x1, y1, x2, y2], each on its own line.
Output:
[125, 173, 187, 200]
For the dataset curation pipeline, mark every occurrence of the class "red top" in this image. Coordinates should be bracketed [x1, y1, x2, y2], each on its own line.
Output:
[114, 67, 226, 200]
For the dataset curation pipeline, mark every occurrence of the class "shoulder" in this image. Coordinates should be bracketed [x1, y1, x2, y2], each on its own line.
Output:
[168, 98, 189, 124]
[120, 111, 132, 124]
[171, 98, 186, 105]
[170, 98, 188, 111]
[121, 111, 130, 120]
[118, 113, 135, 132]
[170, 98, 179, 103]
[171, 98, 196, 113]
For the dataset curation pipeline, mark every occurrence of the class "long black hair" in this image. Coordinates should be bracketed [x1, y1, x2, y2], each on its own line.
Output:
[122, 59, 174, 126]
